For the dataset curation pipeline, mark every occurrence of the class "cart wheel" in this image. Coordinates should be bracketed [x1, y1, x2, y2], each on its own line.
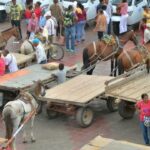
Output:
[48, 43, 64, 60]
[76, 107, 94, 128]
[106, 97, 118, 112]
[46, 108, 58, 119]
[118, 100, 135, 119]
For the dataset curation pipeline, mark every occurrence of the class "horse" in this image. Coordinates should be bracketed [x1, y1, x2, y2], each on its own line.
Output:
[2, 80, 46, 150]
[82, 30, 138, 75]
[0, 27, 20, 50]
[117, 42, 150, 74]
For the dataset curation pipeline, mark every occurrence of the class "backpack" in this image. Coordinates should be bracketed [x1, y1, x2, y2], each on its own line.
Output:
[63, 11, 74, 27]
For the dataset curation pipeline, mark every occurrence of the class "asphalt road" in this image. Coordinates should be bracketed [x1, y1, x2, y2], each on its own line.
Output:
[0, 20, 144, 150]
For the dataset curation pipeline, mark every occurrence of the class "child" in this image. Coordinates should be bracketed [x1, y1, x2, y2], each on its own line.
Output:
[139, 18, 147, 44]
[52, 63, 66, 84]
[94, 9, 107, 40]
[24, 5, 33, 25]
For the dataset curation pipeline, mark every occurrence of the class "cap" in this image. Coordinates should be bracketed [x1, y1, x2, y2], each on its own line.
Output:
[32, 38, 40, 44]
[44, 11, 51, 17]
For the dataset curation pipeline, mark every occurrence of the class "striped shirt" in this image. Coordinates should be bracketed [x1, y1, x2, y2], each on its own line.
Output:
[44, 18, 55, 36]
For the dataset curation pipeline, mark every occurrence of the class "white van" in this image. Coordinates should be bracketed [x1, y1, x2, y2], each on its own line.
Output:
[62, 0, 99, 21]
[111, 0, 148, 25]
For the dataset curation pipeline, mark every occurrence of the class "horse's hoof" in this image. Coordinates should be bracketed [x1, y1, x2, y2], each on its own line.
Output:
[31, 139, 36, 143]
[23, 140, 28, 144]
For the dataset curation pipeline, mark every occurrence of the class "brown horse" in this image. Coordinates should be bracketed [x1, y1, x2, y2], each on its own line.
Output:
[117, 42, 150, 74]
[82, 30, 138, 75]
[0, 27, 20, 49]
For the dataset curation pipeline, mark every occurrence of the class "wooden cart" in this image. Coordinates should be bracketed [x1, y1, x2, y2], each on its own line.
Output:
[0, 64, 75, 109]
[105, 65, 148, 119]
[42, 75, 117, 127]
[80, 136, 150, 150]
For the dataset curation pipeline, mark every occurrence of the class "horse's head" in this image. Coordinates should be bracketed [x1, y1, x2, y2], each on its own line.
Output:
[32, 80, 46, 97]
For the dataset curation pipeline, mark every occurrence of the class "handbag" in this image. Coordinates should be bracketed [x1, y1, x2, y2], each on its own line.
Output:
[144, 116, 150, 127]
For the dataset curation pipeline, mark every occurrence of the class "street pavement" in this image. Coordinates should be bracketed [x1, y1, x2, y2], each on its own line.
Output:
[0, 20, 144, 150]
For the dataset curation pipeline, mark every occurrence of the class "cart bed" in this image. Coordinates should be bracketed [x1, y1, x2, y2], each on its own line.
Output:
[44, 75, 113, 106]
[80, 136, 149, 150]
[105, 65, 149, 102]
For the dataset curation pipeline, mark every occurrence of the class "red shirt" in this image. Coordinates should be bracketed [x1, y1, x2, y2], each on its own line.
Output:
[34, 7, 42, 19]
[76, 9, 86, 22]
[0, 58, 5, 75]
[136, 100, 150, 121]
[24, 9, 32, 19]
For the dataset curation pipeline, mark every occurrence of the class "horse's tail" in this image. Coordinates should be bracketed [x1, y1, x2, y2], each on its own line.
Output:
[82, 48, 89, 69]
[118, 58, 124, 75]
[2, 108, 13, 139]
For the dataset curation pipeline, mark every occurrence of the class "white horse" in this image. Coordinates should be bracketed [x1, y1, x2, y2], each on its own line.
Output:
[2, 80, 46, 150]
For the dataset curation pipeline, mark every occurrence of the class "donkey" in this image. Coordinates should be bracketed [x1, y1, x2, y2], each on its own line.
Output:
[2, 80, 46, 150]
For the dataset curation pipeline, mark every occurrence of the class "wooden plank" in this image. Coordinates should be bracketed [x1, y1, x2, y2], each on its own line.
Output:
[44, 75, 113, 104]
[80, 136, 150, 150]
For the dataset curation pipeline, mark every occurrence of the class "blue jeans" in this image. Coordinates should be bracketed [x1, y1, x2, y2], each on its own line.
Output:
[65, 26, 75, 51]
[140, 121, 150, 144]
[76, 20, 86, 42]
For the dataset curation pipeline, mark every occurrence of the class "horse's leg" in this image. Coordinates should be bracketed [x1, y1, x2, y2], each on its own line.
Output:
[87, 66, 95, 75]
[118, 59, 124, 75]
[114, 58, 118, 76]
[110, 58, 114, 76]
[30, 115, 36, 142]
[146, 59, 150, 73]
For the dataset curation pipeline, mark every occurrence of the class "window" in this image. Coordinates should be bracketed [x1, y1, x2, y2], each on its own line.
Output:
[111, 0, 132, 6]
[63, 0, 88, 3]
[134, 0, 143, 5]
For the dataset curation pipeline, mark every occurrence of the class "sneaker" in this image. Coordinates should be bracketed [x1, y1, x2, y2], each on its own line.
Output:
[66, 49, 70, 52]
[70, 49, 75, 53]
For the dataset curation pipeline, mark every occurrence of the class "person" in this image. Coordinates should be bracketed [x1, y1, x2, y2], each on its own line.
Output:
[64, 5, 77, 52]
[105, 0, 113, 34]
[10, 0, 22, 39]
[27, 12, 39, 40]
[139, 18, 147, 44]
[101, 5, 110, 34]
[52, 63, 66, 84]
[24, 5, 32, 25]
[32, 38, 47, 64]
[0, 53, 5, 76]
[44, 11, 56, 44]
[50, 0, 63, 37]
[39, 10, 46, 31]
[96, 0, 105, 14]
[143, 6, 150, 25]
[75, 2, 87, 43]
[144, 23, 150, 44]
[2, 50, 18, 73]
[136, 93, 150, 145]
[117, 0, 128, 34]
[34, 1, 42, 20]
[94, 9, 107, 40]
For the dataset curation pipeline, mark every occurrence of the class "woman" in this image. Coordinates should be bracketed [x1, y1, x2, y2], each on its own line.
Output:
[0, 53, 5, 75]
[93, 9, 107, 40]
[27, 12, 39, 40]
[136, 93, 150, 145]
[34, 1, 42, 20]
[75, 2, 87, 43]
[117, 0, 128, 34]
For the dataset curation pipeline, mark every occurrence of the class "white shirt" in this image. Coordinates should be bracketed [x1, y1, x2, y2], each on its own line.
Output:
[104, 11, 110, 25]
[34, 43, 47, 64]
[44, 18, 55, 36]
[144, 28, 150, 43]
[4, 53, 18, 73]
[106, 3, 113, 18]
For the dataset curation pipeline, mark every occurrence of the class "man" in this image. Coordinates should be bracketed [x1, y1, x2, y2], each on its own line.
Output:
[50, 0, 63, 37]
[44, 11, 56, 44]
[32, 38, 47, 64]
[10, 0, 22, 39]
[144, 23, 150, 44]
[3, 49, 18, 73]
[96, 0, 105, 14]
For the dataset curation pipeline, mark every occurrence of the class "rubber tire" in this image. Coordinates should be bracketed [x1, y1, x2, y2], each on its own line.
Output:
[106, 97, 118, 112]
[118, 100, 135, 119]
[49, 43, 64, 60]
[46, 107, 58, 119]
[76, 107, 94, 128]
